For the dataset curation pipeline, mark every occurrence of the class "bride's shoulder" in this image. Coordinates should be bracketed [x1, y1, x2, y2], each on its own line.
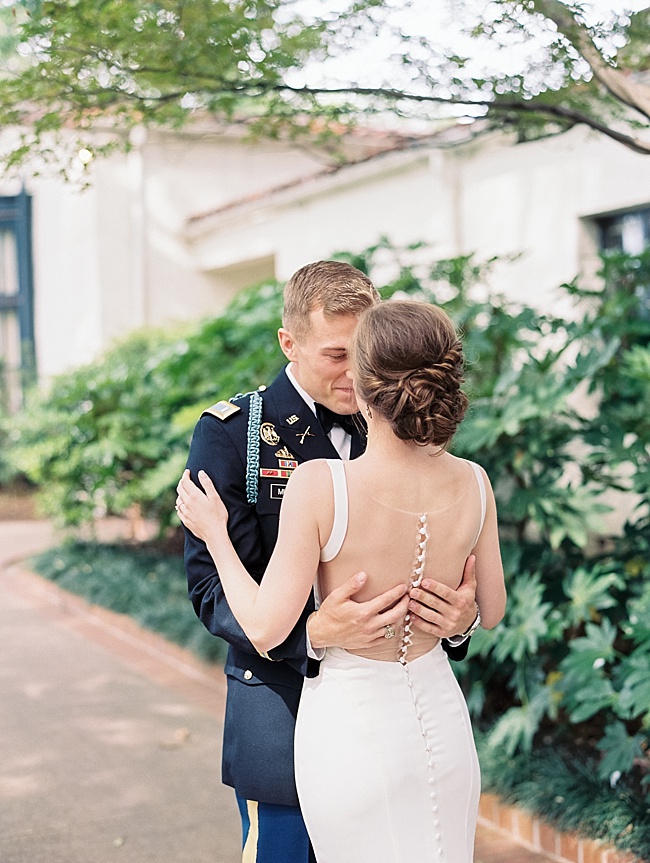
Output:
[448, 453, 485, 473]
[287, 459, 332, 487]
[447, 455, 494, 496]
[293, 458, 331, 474]
[282, 460, 335, 514]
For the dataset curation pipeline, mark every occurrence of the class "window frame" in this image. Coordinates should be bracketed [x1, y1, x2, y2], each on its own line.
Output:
[596, 206, 650, 255]
[0, 190, 35, 412]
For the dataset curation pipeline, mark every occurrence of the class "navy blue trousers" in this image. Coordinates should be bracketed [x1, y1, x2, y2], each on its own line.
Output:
[236, 795, 316, 863]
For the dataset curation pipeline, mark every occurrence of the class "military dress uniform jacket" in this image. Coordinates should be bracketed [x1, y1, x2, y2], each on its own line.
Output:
[183, 366, 470, 807]
[184, 367, 357, 806]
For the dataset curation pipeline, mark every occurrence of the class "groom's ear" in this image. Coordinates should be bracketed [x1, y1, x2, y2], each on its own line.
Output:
[278, 328, 298, 362]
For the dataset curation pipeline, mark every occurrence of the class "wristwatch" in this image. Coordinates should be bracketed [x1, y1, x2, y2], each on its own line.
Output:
[459, 603, 481, 639]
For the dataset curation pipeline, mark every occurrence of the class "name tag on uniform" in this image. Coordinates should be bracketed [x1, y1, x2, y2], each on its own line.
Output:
[270, 484, 286, 499]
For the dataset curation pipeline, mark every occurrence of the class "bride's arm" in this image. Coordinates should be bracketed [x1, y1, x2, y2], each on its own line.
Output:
[177, 464, 323, 654]
[472, 467, 506, 629]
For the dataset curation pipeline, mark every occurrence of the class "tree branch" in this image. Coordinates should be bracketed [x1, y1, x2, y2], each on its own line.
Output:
[534, 0, 650, 121]
[16, 75, 650, 155]
[270, 83, 650, 155]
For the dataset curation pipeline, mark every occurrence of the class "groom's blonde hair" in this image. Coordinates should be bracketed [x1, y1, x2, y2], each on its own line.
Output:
[282, 261, 379, 340]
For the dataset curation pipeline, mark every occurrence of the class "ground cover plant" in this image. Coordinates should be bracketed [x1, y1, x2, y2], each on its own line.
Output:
[477, 729, 650, 857]
[31, 541, 226, 663]
[10, 240, 650, 857]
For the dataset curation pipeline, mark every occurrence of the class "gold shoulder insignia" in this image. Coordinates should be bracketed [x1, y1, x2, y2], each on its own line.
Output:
[202, 400, 241, 421]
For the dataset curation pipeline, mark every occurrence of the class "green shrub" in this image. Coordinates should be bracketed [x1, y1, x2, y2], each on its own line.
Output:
[8, 279, 286, 529]
[0, 417, 20, 486]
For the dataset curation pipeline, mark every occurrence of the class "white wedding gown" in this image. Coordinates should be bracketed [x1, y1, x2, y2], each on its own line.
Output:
[294, 459, 483, 863]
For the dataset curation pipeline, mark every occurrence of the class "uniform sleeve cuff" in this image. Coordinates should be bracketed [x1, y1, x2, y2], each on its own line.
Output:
[306, 629, 326, 661]
[445, 633, 470, 647]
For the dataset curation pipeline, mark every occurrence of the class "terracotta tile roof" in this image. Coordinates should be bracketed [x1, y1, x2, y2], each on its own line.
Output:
[186, 121, 477, 226]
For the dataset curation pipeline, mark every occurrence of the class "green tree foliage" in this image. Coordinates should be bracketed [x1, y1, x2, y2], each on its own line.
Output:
[0, 0, 649, 175]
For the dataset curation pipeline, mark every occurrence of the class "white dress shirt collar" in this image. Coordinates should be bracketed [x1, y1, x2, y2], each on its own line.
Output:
[284, 363, 351, 461]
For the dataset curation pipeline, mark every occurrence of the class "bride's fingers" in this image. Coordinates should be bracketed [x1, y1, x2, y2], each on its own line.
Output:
[176, 469, 191, 494]
[197, 470, 217, 494]
[179, 474, 207, 503]
[181, 473, 198, 495]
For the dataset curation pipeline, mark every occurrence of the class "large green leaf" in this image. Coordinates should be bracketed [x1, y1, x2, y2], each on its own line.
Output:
[491, 572, 552, 664]
[563, 566, 624, 628]
[596, 722, 646, 783]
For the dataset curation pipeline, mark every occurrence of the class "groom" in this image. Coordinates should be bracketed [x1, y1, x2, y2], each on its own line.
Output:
[182, 260, 480, 863]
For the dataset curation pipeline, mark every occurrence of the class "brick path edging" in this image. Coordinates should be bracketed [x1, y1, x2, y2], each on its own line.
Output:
[478, 793, 644, 863]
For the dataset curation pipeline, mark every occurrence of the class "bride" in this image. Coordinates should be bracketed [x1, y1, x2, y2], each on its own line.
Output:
[176, 300, 506, 863]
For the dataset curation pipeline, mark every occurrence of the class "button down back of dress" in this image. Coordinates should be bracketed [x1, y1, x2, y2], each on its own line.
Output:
[398, 513, 446, 860]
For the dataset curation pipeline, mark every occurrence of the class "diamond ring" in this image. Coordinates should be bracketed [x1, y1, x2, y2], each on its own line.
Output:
[384, 624, 396, 639]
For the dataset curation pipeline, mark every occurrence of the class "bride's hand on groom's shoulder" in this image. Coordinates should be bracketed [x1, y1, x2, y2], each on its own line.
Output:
[175, 469, 228, 543]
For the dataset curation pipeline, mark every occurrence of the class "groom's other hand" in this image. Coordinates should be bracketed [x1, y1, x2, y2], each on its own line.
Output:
[409, 555, 478, 639]
[307, 572, 410, 651]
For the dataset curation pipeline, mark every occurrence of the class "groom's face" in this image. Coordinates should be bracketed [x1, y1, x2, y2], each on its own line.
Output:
[278, 308, 360, 415]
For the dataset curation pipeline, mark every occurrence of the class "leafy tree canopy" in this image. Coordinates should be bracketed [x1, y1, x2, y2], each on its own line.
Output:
[0, 0, 649, 174]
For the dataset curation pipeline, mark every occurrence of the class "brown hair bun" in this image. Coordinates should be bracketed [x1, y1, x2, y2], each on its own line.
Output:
[351, 301, 468, 447]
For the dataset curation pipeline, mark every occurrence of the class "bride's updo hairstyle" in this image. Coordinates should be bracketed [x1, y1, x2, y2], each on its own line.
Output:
[351, 300, 468, 448]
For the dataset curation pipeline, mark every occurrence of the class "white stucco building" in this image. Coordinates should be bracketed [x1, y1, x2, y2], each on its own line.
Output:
[1, 119, 649, 413]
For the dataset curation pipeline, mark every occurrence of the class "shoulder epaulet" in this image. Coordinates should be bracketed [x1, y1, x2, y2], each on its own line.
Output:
[201, 400, 241, 421]
[201, 388, 267, 506]
[201, 383, 267, 421]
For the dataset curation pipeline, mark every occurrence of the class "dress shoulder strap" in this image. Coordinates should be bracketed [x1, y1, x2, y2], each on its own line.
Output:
[468, 460, 487, 547]
[320, 459, 349, 562]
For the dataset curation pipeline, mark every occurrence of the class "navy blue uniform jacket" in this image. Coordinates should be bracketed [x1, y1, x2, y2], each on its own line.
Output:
[184, 367, 469, 807]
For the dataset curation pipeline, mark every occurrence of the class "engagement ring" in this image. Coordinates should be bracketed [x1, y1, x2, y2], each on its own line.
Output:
[384, 624, 396, 639]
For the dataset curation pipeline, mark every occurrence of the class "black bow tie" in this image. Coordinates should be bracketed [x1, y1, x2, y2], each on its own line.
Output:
[315, 403, 360, 436]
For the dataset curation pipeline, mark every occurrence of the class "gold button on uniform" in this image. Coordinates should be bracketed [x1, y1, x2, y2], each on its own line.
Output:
[244, 669, 253, 680]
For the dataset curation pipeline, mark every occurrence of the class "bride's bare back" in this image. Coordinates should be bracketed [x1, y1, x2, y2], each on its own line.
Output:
[317, 452, 488, 662]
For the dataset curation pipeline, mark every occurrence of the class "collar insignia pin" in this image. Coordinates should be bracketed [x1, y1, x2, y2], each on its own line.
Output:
[286, 415, 300, 425]
[296, 426, 315, 445]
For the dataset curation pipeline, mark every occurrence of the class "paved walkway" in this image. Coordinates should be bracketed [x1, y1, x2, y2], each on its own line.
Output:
[0, 519, 555, 863]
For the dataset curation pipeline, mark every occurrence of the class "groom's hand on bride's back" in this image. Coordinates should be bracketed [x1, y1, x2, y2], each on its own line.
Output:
[307, 572, 410, 651]
[408, 555, 478, 640]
